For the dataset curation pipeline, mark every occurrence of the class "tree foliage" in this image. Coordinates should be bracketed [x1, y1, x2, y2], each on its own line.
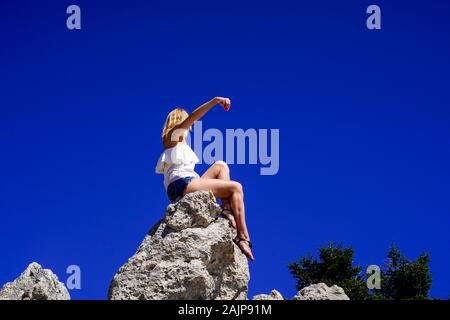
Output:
[288, 243, 433, 300]
[379, 245, 431, 300]
[288, 243, 368, 300]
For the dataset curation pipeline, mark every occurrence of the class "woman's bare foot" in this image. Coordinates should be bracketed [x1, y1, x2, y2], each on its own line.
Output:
[221, 207, 237, 229]
[234, 236, 255, 261]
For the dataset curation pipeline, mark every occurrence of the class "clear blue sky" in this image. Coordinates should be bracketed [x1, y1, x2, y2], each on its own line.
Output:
[1, 0, 449, 299]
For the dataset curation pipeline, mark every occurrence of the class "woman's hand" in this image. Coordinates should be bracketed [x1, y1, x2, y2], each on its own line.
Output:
[215, 97, 231, 111]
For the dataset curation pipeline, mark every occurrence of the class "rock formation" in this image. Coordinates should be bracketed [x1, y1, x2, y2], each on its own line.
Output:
[252, 284, 349, 301]
[0, 262, 70, 300]
[108, 191, 250, 300]
[252, 289, 284, 300]
[292, 283, 350, 300]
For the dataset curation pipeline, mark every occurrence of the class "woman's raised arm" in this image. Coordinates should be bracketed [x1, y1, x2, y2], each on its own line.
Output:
[178, 97, 231, 130]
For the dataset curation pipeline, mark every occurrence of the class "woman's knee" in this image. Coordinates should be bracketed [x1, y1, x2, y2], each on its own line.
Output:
[230, 181, 243, 194]
[214, 160, 229, 172]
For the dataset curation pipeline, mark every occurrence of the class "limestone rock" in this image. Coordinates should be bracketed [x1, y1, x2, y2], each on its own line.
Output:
[108, 191, 250, 300]
[0, 262, 70, 300]
[292, 283, 350, 300]
[252, 289, 284, 300]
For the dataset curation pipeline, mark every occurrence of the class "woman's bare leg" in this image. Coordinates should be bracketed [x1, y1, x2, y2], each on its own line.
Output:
[228, 186, 250, 239]
[184, 177, 254, 260]
[201, 161, 235, 228]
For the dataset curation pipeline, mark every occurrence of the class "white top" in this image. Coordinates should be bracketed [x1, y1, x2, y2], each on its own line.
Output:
[155, 143, 200, 190]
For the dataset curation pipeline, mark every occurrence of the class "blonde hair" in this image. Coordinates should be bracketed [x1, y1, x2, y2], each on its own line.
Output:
[161, 108, 189, 140]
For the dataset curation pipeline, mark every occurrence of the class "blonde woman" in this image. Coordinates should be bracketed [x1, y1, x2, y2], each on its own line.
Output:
[155, 97, 254, 261]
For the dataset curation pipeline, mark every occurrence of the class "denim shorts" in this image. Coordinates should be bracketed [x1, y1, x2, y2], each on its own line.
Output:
[167, 176, 195, 203]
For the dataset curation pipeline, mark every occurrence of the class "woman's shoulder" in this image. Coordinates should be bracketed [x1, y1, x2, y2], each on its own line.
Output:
[163, 126, 188, 148]
[163, 141, 182, 150]
[163, 135, 186, 149]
